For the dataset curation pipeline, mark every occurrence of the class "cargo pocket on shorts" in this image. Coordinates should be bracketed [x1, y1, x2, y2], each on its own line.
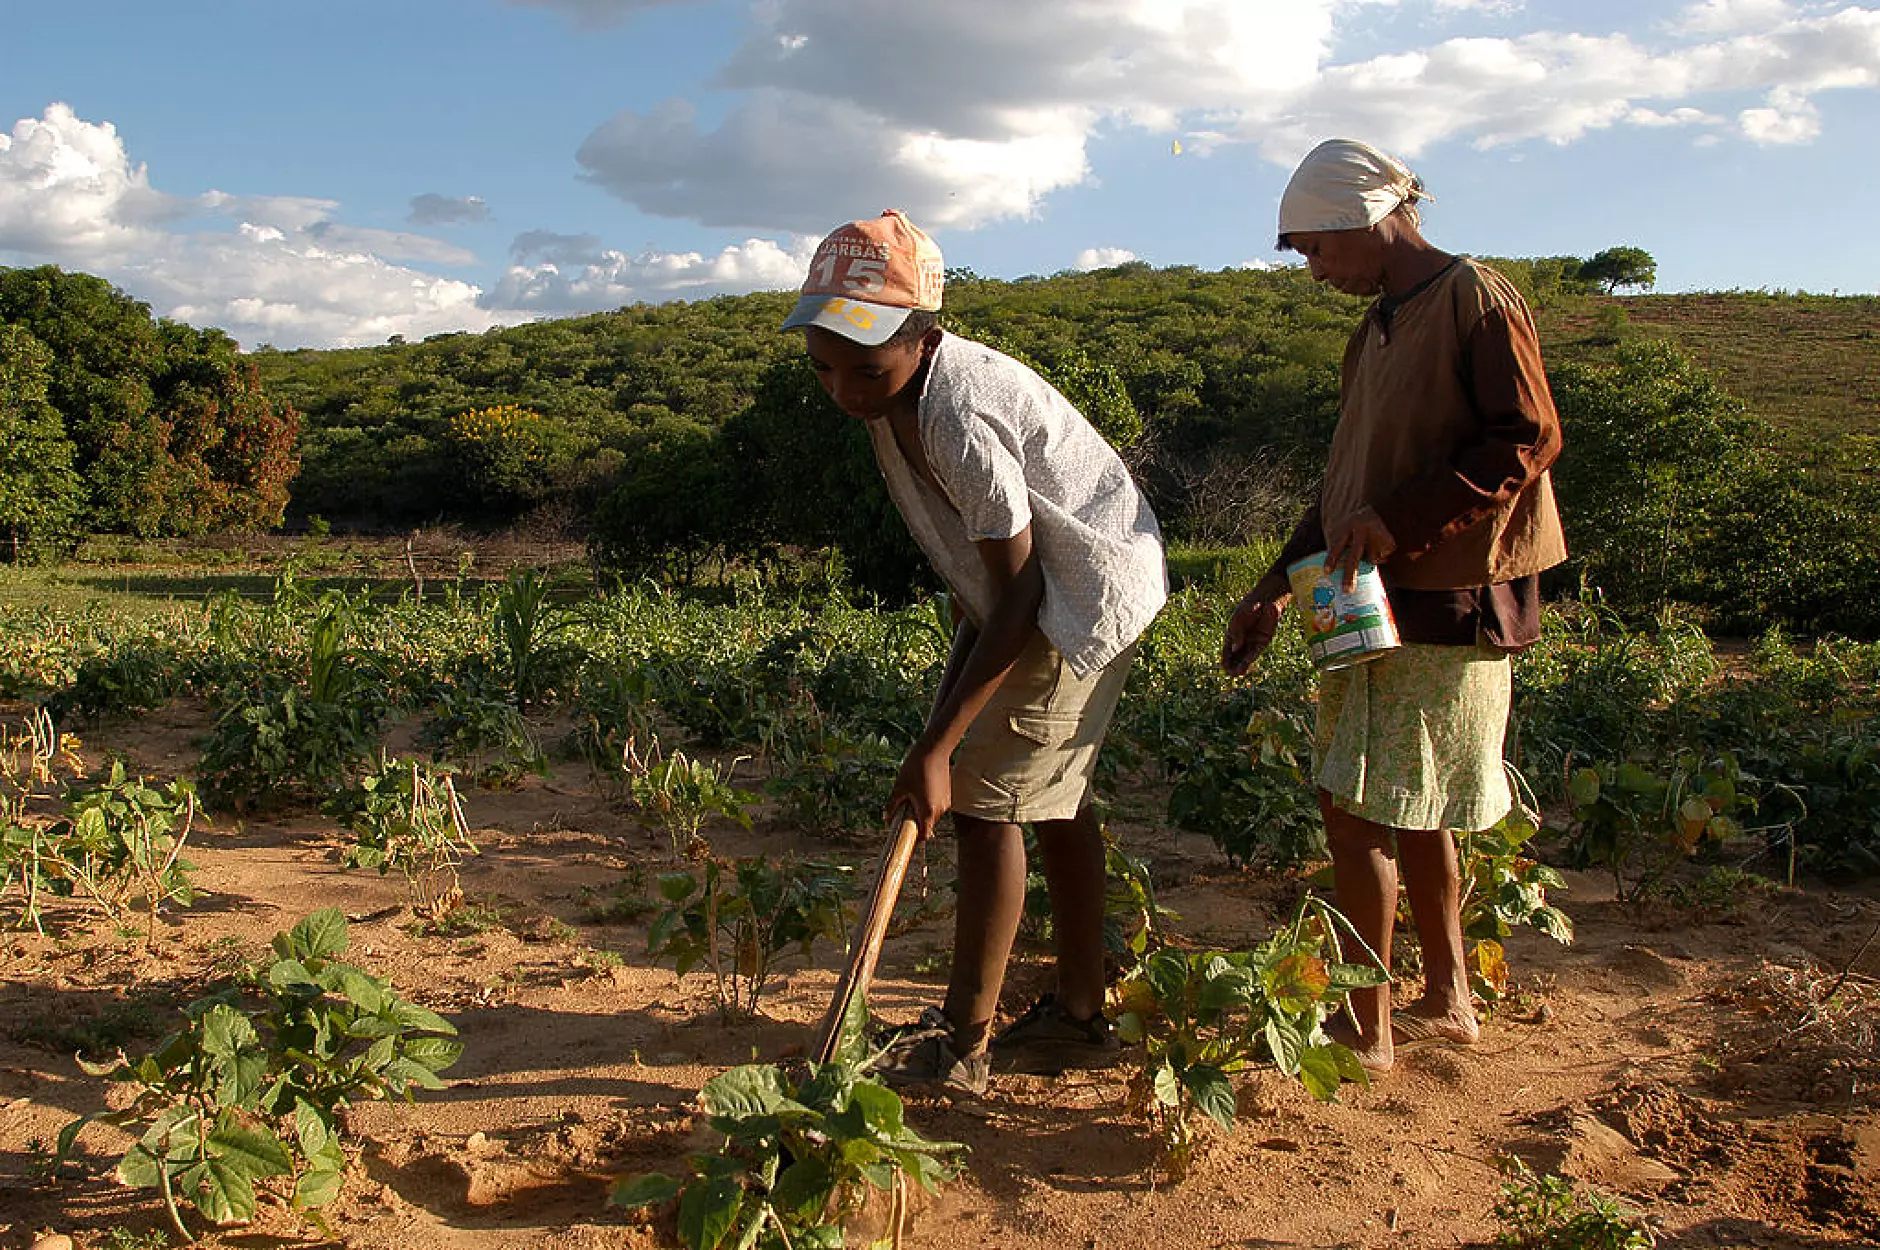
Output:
[1005, 713, 1083, 790]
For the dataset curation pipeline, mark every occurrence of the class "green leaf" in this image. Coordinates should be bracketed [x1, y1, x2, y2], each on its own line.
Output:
[770, 1156, 837, 1221]
[1151, 1062, 1181, 1109]
[294, 1159, 346, 1210]
[268, 958, 318, 990]
[702, 1064, 792, 1117]
[206, 1122, 293, 1179]
[201, 1005, 267, 1108]
[611, 1172, 683, 1210]
[390, 1000, 457, 1035]
[847, 1080, 906, 1136]
[379, 1056, 449, 1092]
[117, 1141, 165, 1190]
[1183, 1065, 1237, 1130]
[659, 871, 699, 903]
[676, 1174, 745, 1250]
[334, 968, 390, 1014]
[294, 1099, 332, 1159]
[400, 1036, 465, 1073]
[1264, 1015, 1309, 1077]
[195, 1156, 260, 1225]
[288, 908, 350, 961]
[1296, 1045, 1344, 1102]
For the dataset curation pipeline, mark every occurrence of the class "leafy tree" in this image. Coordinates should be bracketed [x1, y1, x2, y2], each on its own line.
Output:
[1548, 340, 1758, 611]
[445, 403, 574, 518]
[1579, 246, 1657, 294]
[0, 266, 299, 534]
[0, 324, 82, 555]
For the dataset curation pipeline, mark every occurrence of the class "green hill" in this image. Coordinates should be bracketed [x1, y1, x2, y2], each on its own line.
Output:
[1539, 291, 1880, 448]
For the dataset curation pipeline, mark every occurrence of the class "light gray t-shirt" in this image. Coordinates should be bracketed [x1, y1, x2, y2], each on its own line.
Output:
[865, 333, 1168, 677]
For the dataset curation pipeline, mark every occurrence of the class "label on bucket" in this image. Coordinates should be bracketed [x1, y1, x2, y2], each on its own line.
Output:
[1285, 552, 1401, 670]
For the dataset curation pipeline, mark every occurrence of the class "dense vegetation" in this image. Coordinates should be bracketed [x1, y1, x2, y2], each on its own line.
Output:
[0, 268, 301, 546]
[4, 258, 1878, 634]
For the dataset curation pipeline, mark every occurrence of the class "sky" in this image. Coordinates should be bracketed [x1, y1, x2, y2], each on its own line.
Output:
[2, 0, 1877, 351]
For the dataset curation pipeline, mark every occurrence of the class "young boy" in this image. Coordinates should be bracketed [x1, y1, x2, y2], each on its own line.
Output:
[781, 209, 1167, 1094]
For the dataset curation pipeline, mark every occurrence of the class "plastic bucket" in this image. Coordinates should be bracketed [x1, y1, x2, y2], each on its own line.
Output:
[1285, 551, 1401, 671]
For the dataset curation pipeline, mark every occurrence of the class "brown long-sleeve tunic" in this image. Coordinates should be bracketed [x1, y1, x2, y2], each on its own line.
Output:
[1268, 257, 1568, 650]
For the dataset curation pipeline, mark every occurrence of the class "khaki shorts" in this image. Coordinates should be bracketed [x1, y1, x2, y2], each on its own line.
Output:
[950, 632, 1136, 824]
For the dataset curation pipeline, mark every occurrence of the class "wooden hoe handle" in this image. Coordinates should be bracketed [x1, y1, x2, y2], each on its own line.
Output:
[811, 812, 921, 1065]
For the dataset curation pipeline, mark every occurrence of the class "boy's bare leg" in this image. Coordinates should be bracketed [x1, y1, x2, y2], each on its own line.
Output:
[1397, 829, 1480, 1042]
[942, 813, 1027, 1054]
[1320, 789, 1399, 1071]
[1031, 806, 1107, 1022]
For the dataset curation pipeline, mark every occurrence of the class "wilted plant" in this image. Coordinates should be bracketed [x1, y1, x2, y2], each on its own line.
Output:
[648, 854, 854, 1017]
[1553, 752, 1749, 903]
[325, 754, 477, 916]
[626, 737, 757, 856]
[62, 762, 201, 942]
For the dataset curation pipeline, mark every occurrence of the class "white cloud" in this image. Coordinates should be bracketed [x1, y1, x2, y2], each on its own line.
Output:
[0, 105, 509, 349]
[1228, 7, 1880, 161]
[0, 104, 182, 258]
[481, 233, 814, 313]
[578, 0, 1335, 230]
[409, 193, 490, 226]
[1073, 247, 1138, 270]
[1739, 86, 1822, 142]
[1673, 0, 1795, 36]
[575, 1, 1880, 232]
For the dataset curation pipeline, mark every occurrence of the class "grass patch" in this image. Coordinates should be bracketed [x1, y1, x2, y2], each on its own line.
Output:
[1541, 291, 1880, 449]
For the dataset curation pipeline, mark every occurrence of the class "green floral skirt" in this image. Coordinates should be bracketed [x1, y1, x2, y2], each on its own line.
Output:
[1314, 643, 1512, 832]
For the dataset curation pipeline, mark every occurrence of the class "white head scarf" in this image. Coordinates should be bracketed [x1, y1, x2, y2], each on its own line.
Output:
[1276, 138, 1430, 246]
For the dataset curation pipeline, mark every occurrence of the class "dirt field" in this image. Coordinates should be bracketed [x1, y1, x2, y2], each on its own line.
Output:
[3, 702, 1877, 1250]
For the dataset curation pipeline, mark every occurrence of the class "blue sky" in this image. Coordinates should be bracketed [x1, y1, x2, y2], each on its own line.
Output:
[3, 0, 1876, 349]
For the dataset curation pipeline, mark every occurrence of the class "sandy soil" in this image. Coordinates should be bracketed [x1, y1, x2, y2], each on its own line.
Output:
[2, 699, 1877, 1250]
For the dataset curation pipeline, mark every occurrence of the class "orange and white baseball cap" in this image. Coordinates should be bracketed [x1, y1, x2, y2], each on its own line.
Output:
[781, 209, 945, 347]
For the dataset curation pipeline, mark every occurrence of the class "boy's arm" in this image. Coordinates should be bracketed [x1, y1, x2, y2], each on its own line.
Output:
[889, 527, 1044, 836]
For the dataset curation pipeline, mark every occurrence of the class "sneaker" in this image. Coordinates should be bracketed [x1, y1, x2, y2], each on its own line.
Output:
[989, 995, 1121, 1074]
[869, 1007, 990, 1095]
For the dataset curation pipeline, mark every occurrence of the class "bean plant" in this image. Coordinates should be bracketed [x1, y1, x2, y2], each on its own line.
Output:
[1457, 802, 1575, 1003]
[1111, 894, 1386, 1180]
[58, 909, 461, 1240]
[1494, 1158, 1656, 1249]
[611, 1042, 961, 1249]
[1553, 753, 1751, 903]
[627, 738, 758, 857]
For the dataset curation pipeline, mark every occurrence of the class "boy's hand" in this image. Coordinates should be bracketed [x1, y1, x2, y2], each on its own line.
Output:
[1223, 574, 1290, 675]
[888, 742, 951, 839]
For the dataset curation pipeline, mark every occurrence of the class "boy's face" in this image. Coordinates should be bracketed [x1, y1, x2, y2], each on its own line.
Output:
[802, 326, 930, 422]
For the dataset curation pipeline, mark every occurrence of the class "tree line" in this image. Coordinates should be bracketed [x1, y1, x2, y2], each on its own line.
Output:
[2, 254, 1874, 636]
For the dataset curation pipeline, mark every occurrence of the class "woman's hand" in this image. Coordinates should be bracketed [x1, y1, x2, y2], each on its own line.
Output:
[1223, 573, 1292, 676]
[1324, 506, 1397, 589]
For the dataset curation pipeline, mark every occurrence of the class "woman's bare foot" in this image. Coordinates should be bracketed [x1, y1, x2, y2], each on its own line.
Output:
[1392, 1001, 1479, 1046]
[1326, 1015, 1393, 1074]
